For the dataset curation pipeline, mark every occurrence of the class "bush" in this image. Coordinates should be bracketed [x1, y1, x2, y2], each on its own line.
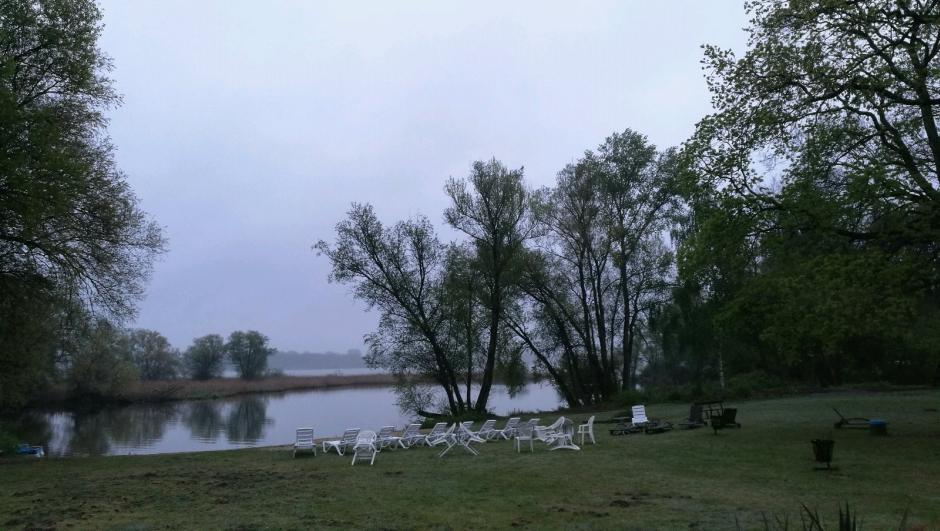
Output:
[726, 371, 791, 399]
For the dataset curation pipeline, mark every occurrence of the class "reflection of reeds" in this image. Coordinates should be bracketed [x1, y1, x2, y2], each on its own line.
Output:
[117, 374, 402, 403]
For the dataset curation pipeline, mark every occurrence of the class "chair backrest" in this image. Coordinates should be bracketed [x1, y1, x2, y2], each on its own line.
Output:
[585, 415, 595, 428]
[632, 405, 648, 423]
[519, 418, 540, 437]
[478, 419, 496, 432]
[340, 428, 360, 446]
[427, 422, 447, 437]
[376, 425, 395, 439]
[401, 423, 420, 438]
[516, 420, 536, 438]
[723, 408, 738, 423]
[503, 417, 520, 430]
[296, 428, 314, 444]
[460, 420, 474, 431]
[688, 404, 703, 423]
[548, 417, 565, 431]
[357, 430, 377, 444]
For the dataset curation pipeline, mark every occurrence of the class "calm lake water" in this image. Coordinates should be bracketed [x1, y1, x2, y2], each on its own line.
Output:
[12, 380, 563, 457]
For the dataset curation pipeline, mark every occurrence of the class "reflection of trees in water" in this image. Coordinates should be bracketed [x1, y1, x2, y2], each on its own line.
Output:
[225, 396, 271, 443]
[182, 400, 225, 441]
[107, 404, 179, 448]
[68, 412, 115, 455]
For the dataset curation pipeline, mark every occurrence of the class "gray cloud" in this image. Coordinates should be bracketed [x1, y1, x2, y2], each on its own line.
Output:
[98, 0, 748, 352]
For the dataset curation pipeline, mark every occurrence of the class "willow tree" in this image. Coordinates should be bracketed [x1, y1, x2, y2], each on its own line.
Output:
[316, 204, 468, 413]
[445, 159, 534, 412]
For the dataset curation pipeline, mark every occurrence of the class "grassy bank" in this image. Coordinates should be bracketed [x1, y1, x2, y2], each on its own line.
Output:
[2, 390, 939, 530]
[41, 373, 399, 405]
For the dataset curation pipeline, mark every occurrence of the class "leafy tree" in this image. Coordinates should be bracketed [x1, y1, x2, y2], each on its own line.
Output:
[674, 0, 940, 387]
[226, 331, 275, 380]
[591, 130, 680, 389]
[316, 204, 469, 413]
[184, 334, 226, 380]
[127, 329, 180, 380]
[66, 319, 138, 399]
[0, 0, 164, 409]
[689, 0, 940, 247]
[444, 159, 534, 412]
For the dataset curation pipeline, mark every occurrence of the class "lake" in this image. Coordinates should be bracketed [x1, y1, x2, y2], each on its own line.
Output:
[11, 379, 563, 457]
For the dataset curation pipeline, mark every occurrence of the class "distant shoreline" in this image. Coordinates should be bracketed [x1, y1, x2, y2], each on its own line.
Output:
[40, 373, 400, 408]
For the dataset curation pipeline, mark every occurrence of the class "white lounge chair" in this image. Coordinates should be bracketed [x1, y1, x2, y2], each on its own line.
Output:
[439, 422, 485, 457]
[493, 417, 520, 440]
[293, 427, 316, 458]
[375, 425, 397, 451]
[322, 428, 360, 455]
[631, 405, 650, 429]
[428, 423, 456, 449]
[534, 417, 565, 442]
[399, 423, 424, 448]
[422, 422, 449, 446]
[515, 418, 539, 453]
[537, 417, 580, 451]
[473, 419, 497, 440]
[578, 415, 596, 445]
[351, 430, 378, 466]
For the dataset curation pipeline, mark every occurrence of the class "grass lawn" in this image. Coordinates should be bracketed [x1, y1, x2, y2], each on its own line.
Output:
[1, 390, 938, 530]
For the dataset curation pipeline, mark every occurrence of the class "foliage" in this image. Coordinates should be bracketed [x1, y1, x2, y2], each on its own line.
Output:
[184, 334, 226, 380]
[127, 329, 181, 381]
[444, 159, 534, 411]
[0, 0, 164, 409]
[670, 0, 940, 389]
[65, 319, 138, 400]
[225, 330, 275, 380]
[316, 203, 474, 412]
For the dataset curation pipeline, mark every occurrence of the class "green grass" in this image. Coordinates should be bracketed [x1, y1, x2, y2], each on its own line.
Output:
[1, 390, 938, 530]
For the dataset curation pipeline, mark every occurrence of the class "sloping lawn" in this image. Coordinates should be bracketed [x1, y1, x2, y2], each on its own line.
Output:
[1, 390, 938, 530]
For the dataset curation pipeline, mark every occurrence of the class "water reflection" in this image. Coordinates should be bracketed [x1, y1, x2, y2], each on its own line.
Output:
[183, 401, 225, 442]
[8, 381, 561, 456]
[224, 396, 271, 443]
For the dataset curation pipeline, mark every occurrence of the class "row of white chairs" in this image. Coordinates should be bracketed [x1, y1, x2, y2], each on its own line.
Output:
[292, 415, 596, 465]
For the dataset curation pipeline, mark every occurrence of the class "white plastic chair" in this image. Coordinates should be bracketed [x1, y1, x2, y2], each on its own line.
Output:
[293, 427, 316, 458]
[375, 425, 397, 451]
[494, 417, 520, 440]
[398, 423, 423, 448]
[631, 405, 650, 429]
[535, 417, 565, 442]
[425, 422, 451, 446]
[428, 423, 456, 448]
[514, 419, 539, 453]
[351, 430, 378, 466]
[439, 422, 485, 457]
[473, 419, 497, 440]
[322, 428, 360, 455]
[578, 415, 596, 445]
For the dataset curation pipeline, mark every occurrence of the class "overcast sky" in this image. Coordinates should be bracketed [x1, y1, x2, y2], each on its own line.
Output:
[97, 1, 748, 353]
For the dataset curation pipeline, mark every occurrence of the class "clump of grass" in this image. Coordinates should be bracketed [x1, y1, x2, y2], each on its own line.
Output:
[737, 503, 911, 530]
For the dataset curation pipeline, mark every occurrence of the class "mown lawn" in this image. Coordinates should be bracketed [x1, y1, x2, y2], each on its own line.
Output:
[1, 390, 938, 530]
